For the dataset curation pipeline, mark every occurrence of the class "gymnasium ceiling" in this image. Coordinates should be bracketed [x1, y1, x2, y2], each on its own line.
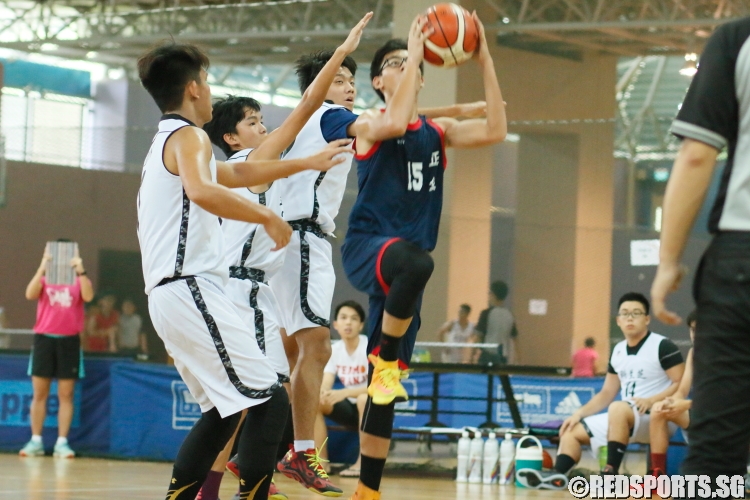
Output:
[0, 0, 737, 157]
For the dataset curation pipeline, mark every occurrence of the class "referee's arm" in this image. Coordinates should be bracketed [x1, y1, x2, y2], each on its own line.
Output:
[652, 25, 733, 324]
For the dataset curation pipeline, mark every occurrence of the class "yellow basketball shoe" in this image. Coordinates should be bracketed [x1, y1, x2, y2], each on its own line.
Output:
[349, 482, 381, 500]
[367, 355, 408, 405]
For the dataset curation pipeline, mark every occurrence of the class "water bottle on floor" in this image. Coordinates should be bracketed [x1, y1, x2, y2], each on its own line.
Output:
[456, 431, 471, 483]
[499, 433, 515, 485]
[482, 432, 499, 484]
[468, 431, 484, 483]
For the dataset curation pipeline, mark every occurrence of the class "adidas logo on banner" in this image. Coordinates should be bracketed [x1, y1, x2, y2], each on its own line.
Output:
[555, 391, 582, 415]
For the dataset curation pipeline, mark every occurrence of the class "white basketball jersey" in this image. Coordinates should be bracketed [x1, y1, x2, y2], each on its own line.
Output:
[138, 115, 227, 294]
[610, 332, 674, 401]
[222, 148, 286, 279]
[280, 102, 354, 232]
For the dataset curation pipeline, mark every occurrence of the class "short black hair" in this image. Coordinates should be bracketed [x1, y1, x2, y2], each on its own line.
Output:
[460, 303, 471, 313]
[334, 300, 366, 324]
[138, 42, 209, 113]
[295, 50, 357, 94]
[617, 292, 650, 315]
[585, 337, 596, 348]
[686, 309, 697, 327]
[370, 39, 424, 101]
[490, 281, 509, 301]
[203, 96, 262, 156]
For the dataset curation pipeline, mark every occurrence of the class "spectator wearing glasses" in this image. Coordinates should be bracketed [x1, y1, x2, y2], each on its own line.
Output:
[517, 292, 685, 489]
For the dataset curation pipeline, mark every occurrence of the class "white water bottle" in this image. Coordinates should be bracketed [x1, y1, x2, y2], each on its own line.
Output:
[499, 433, 515, 485]
[456, 431, 471, 482]
[468, 431, 484, 483]
[482, 432, 499, 484]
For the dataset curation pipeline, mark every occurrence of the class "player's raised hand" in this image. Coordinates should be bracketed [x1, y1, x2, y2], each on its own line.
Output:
[264, 212, 292, 251]
[308, 138, 353, 172]
[471, 11, 491, 66]
[338, 12, 373, 55]
[408, 15, 432, 64]
[651, 261, 687, 326]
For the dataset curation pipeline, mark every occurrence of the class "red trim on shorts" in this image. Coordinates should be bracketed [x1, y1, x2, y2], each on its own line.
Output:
[370, 346, 409, 370]
[426, 118, 447, 170]
[375, 237, 401, 294]
[353, 137, 382, 161]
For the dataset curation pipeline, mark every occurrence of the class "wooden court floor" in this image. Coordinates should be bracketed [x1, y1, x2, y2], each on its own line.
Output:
[0, 454, 572, 500]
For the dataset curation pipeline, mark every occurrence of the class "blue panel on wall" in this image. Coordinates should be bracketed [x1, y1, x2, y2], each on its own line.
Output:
[0, 59, 91, 97]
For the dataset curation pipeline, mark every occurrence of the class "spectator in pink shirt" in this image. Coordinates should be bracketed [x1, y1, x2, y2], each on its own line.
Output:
[572, 337, 599, 378]
[19, 245, 94, 459]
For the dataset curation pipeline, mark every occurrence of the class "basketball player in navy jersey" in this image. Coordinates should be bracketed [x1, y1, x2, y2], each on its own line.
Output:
[197, 15, 372, 500]
[340, 13, 507, 500]
[273, 29, 487, 499]
[136, 42, 351, 500]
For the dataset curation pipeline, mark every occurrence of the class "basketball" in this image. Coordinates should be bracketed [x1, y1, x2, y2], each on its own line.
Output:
[542, 450, 554, 469]
[422, 3, 479, 67]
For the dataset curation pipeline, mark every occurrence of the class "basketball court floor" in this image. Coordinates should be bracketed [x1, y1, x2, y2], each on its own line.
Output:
[0, 454, 572, 500]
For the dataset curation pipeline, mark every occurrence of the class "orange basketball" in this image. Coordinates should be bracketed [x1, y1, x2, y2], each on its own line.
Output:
[542, 450, 553, 469]
[422, 3, 479, 67]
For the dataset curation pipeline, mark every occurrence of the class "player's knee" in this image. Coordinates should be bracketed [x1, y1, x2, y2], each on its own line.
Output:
[405, 250, 434, 288]
[297, 327, 332, 363]
[607, 401, 631, 417]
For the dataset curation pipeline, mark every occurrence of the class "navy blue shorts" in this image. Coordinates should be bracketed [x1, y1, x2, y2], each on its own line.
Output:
[342, 234, 423, 368]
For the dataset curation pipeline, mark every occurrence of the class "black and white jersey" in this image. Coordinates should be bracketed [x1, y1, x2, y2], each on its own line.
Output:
[608, 332, 683, 401]
[280, 102, 357, 232]
[671, 17, 750, 232]
[222, 148, 286, 279]
[137, 115, 226, 294]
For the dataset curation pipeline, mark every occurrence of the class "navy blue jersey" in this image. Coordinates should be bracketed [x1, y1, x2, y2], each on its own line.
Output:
[347, 116, 446, 251]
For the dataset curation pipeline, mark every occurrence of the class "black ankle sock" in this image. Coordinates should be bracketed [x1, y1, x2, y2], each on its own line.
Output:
[379, 334, 401, 362]
[606, 441, 627, 473]
[554, 454, 576, 474]
[360, 455, 386, 491]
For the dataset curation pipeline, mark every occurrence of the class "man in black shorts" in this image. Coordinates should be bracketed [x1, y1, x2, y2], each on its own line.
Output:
[315, 301, 369, 477]
[20, 244, 94, 458]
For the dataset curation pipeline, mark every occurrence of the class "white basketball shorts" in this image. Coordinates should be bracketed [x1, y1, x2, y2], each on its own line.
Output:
[225, 276, 290, 381]
[148, 276, 280, 418]
[270, 231, 334, 335]
[581, 401, 678, 458]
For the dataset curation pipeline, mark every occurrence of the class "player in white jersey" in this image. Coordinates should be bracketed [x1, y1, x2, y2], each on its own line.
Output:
[517, 292, 685, 490]
[196, 15, 372, 500]
[272, 46, 490, 497]
[136, 42, 351, 500]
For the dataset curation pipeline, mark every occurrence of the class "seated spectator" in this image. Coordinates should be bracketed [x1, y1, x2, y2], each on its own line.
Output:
[437, 304, 475, 363]
[314, 300, 368, 478]
[649, 310, 695, 476]
[572, 337, 599, 377]
[472, 281, 517, 365]
[517, 292, 684, 490]
[84, 294, 118, 352]
[117, 298, 147, 358]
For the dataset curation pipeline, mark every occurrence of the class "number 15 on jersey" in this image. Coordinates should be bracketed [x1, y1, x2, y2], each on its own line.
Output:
[407, 161, 423, 192]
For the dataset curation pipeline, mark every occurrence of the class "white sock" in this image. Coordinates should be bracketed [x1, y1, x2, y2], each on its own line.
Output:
[294, 440, 315, 452]
[55, 436, 68, 446]
[31, 435, 42, 444]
